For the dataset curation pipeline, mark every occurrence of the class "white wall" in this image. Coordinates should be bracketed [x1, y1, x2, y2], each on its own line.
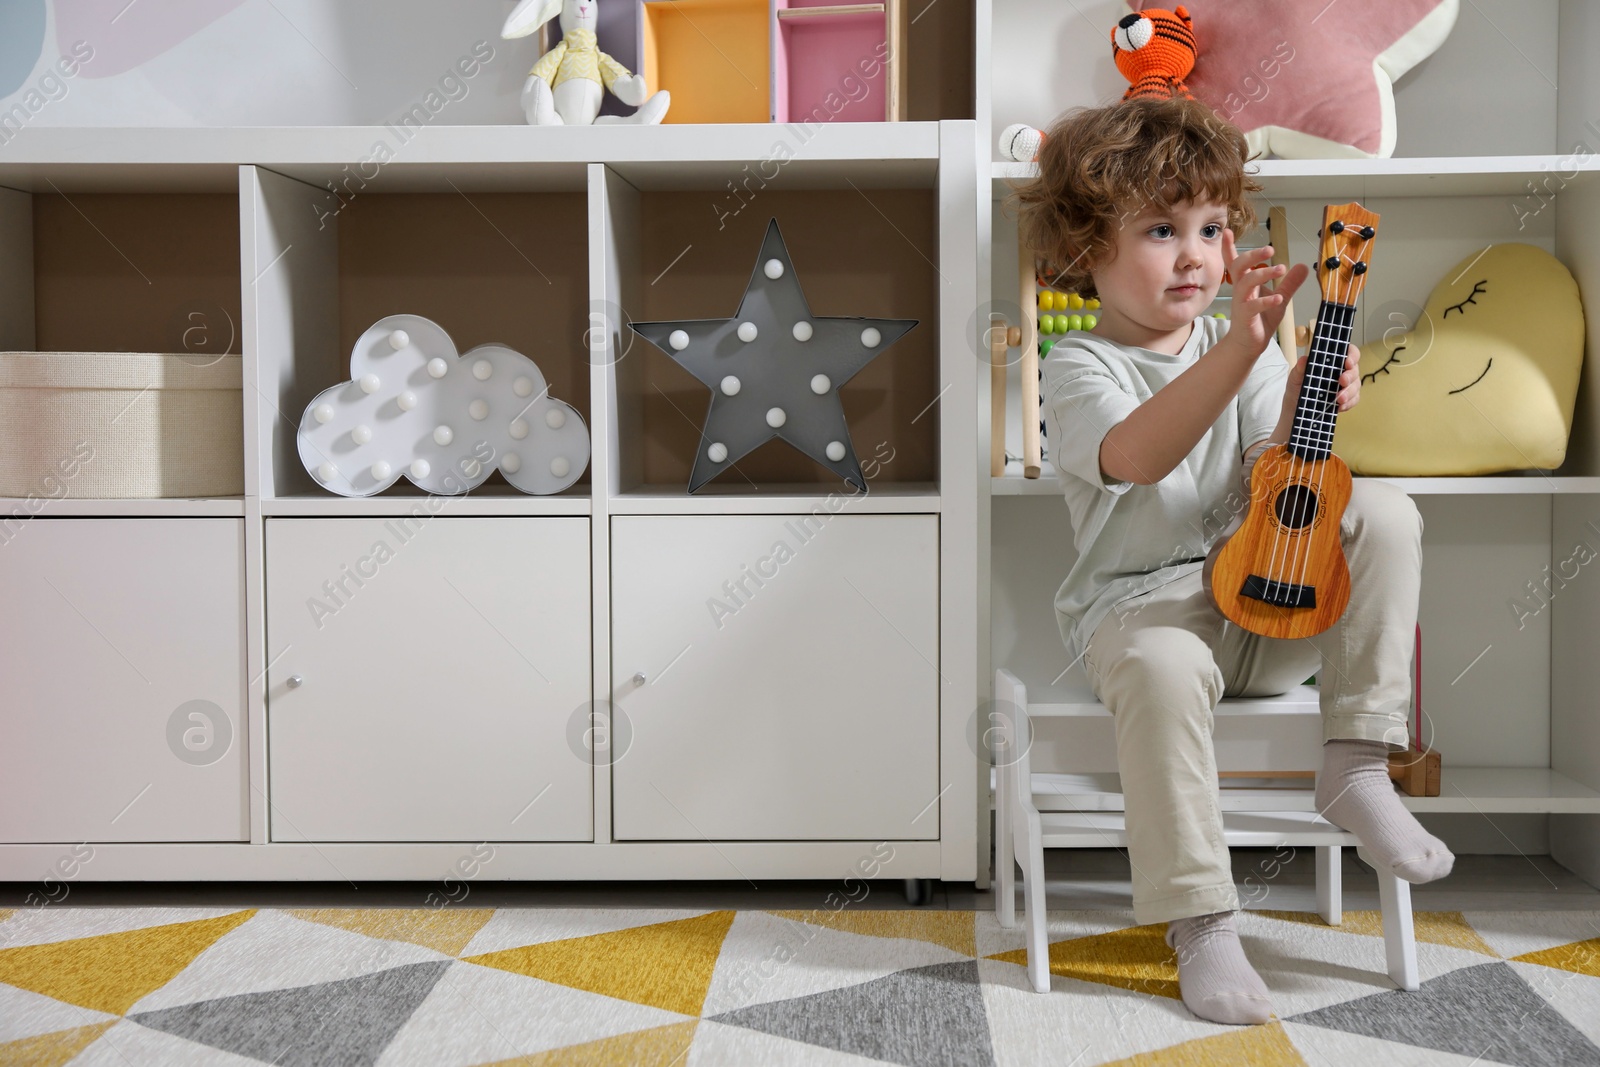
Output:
[0, 0, 542, 127]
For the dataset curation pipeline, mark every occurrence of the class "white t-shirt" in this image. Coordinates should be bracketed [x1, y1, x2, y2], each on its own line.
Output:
[1041, 315, 1289, 668]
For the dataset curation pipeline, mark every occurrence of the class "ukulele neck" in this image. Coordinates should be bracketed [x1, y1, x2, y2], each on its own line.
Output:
[1286, 299, 1356, 462]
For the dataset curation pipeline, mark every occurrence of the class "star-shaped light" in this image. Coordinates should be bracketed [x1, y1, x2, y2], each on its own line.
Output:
[1131, 0, 1458, 158]
[629, 218, 917, 492]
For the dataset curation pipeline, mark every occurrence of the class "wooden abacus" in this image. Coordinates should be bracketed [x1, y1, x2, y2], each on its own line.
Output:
[990, 244, 1103, 478]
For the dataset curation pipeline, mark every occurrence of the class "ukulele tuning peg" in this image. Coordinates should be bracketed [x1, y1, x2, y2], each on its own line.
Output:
[1359, 225, 1375, 239]
[1328, 220, 1345, 234]
[1352, 262, 1368, 275]
[1324, 256, 1341, 271]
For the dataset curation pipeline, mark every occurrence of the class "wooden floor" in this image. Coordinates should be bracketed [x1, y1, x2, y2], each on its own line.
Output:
[3, 849, 1595, 911]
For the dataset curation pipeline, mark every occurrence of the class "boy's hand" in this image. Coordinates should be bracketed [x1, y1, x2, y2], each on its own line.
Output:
[1221, 228, 1309, 361]
[1283, 342, 1361, 417]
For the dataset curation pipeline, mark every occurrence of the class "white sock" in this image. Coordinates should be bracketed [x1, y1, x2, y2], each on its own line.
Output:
[1316, 738, 1454, 883]
[1164, 910, 1273, 1025]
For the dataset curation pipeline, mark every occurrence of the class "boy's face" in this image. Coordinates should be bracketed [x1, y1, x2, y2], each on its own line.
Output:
[1089, 196, 1230, 345]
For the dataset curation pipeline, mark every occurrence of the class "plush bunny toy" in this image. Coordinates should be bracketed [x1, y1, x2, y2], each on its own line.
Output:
[501, 0, 670, 125]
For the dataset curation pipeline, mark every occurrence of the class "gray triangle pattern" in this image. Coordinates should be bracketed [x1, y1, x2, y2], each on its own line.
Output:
[710, 959, 996, 1067]
[127, 959, 452, 1066]
[1287, 960, 1600, 1067]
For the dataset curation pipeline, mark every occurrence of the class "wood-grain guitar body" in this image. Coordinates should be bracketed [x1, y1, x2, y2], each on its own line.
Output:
[1203, 201, 1380, 639]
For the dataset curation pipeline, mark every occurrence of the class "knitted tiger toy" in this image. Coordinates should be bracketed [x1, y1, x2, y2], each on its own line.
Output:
[1114, 6, 1196, 102]
[997, 5, 1198, 162]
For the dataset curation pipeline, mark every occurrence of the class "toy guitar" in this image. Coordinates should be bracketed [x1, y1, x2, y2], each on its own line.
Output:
[1203, 202, 1380, 639]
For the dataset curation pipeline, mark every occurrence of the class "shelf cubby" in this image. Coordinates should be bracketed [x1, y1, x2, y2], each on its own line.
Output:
[987, 476, 1600, 855]
[0, 178, 245, 511]
[978, 0, 1600, 891]
[11, 187, 240, 356]
[991, 164, 1600, 484]
[632, 0, 968, 124]
[246, 166, 593, 513]
[595, 165, 943, 505]
[774, 0, 903, 123]
[646, 0, 771, 124]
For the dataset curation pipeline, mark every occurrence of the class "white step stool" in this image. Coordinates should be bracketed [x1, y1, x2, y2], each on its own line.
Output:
[992, 668, 1420, 994]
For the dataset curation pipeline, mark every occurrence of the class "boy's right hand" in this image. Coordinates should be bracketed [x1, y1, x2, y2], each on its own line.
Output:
[1221, 228, 1309, 360]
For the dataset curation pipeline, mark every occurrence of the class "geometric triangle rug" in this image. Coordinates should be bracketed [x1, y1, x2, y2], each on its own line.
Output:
[1, 905, 1597, 1066]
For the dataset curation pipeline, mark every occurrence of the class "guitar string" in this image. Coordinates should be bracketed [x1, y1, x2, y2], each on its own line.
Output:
[1266, 235, 1354, 616]
[1283, 284, 1351, 610]
[1287, 239, 1368, 616]
[1290, 302, 1352, 605]
[1260, 313, 1337, 607]
[1260, 247, 1350, 606]
[1292, 252, 1363, 602]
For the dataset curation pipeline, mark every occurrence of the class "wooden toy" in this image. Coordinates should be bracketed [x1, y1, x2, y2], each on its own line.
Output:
[1268, 206, 1300, 360]
[1390, 746, 1442, 796]
[775, 0, 908, 122]
[583, 0, 908, 124]
[988, 262, 1102, 477]
[1386, 624, 1442, 795]
[1017, 242, 1042, 478]
[1205, 202, 1380, 639]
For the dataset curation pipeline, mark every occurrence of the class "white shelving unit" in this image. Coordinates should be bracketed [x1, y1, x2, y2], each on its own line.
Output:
[0, 118, 982, 884]
[993, 459, 1600, 497]
[975, 0, 1600, 892]
[5, 0, 1600, 903]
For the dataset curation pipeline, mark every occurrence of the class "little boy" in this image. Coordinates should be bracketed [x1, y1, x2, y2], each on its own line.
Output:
[1011, 97, 1455, 1026]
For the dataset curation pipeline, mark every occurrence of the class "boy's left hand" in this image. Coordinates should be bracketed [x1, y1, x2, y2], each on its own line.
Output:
[1336, 344, 1360, 411]
[1285, 342, 1360, 413]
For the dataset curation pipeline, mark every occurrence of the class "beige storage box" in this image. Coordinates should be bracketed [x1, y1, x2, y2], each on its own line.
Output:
[0, 352, 243, 498]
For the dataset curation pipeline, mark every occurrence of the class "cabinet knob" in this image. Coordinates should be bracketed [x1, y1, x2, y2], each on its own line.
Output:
[287, 674, 304, 689]
[632, 672, 647, 687]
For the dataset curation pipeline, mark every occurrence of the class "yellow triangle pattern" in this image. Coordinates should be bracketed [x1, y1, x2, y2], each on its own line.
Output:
[286, 907, 495, 957]
[0, 910, 255, 1016]
[478, 1020, 700, 1066]
[988, 923, 1179, 999]
[1096, 1019, 1307, 1066]
[462, 911, 735, 1017]
[1254, 909, 1501, 957]
[0, 1020, 119, 1067]
[1512, 936, 1600, 977]
[766, 909, 975, 957]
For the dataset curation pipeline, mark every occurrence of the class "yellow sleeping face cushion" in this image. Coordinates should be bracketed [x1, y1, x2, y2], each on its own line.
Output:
[1332, 242, 1586, 475]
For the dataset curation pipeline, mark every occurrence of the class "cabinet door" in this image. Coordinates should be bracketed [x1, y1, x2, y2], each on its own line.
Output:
[266, 517, 591, 842]
[611, 513, 939, 840]
[0, 519, 246, 843]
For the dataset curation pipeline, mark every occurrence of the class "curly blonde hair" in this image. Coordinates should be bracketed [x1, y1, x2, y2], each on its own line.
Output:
[1006, 97, 1263, 300]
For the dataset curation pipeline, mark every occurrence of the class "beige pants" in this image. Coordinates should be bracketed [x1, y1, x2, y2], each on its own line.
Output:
[1080, 478, 1424, 925]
